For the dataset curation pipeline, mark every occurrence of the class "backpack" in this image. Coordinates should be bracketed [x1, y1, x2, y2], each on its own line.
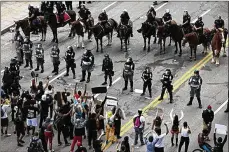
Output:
[134, 116, 141, 128]
[28, 138, 40, 152]
[1, 106, 4, 117]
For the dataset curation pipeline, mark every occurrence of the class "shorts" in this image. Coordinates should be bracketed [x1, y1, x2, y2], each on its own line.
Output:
[171, 129, 179, 134]
[26, 118, 38, 127]
[17, 129, 25, 137]
[1, 118, 9, 127]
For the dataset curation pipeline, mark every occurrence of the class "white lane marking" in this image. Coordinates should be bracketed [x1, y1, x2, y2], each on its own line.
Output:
[155, 2, 167, 11]
[102, 1, 117, 10]
[134, 89, 143, 94]
[49, 71, 66, 83]
[94, 76, 121, 98]
[191, 9, 211, 23]
[1, 70, 4, 73]
[214, 99, 228, 114]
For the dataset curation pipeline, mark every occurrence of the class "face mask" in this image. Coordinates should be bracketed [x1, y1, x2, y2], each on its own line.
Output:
[208, 109, 211, 112]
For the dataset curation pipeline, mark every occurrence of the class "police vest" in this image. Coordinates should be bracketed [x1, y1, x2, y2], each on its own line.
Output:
[103, 59, 111, 68]
[36, 49, 44, 59]
[23, 44, 31, 53]
[162, 74, 172, 84]
[195, 21, 204, 28]
[82, 55, 92, 66]
[190, 76, 200, 87]
[183, 15, 190, 23]
[124, 63, 133, 73]
[163, 14, 171, 22]
[142, 72, 152, 80]
[51, 49, 59, 58]
[66, 51, 74, 60]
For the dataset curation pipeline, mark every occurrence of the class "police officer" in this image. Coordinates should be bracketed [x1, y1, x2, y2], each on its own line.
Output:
[78, 4, 91, 31]
[147, 5, 156, 19]
[122, 57, 135, 92]
[102, 54, 113, 86]
[98, 9, 109, 30]
[22, 37, 33, 70]
[187, 70, 203, 109]
[194, 17, 204, 37]
[118, 9, 133, 37]
[56, 2, 65, 26]
[141, 67, 152, 98]
[158, 69, 173, 103]
[50, 44, 60, 75]
[162, 9, 172, 34]
[182, 10, 192, 34]
[214, 15, 224, 29]
[65, 1, 72, 10]
[28, 5, 39, 34]
[35, 43, 44, 73]
[64, 46, 76, 79]
[14, 31, 24, 65]
[80, 49, 94, 83]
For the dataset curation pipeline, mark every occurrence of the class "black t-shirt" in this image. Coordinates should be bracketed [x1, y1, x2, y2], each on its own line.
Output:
[14, 117, 24, 131]
[40, 100, 49, 114]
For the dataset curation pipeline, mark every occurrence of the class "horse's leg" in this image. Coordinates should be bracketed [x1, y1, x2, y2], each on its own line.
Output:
[121, 39, 123, 51]
[55, 29, 58, 43]
[100, 38, 103, 53]
[175, 41, 179, 55]
[125, 38, 128, 52]
[77, 35, 80, 48]
[223, 42, 227, 57]
[82, 36, 85, 49]
[51, 29, 55, 42]
[163, 38, 166, 54]
[190, 47, 193, 60]
[153, 34, 157, 44]
[96, 39, 99, 52]
[44, 27, 47, 41]
[168, 36, 171, 46]
[111, 31, 113, 44]
[40, 29, 44, 41]
[194, 46, 197, 61]
[211, 49, 216, 63]
[143, 37, 146, 51]
[147, 37, 151, 52]
[178, 40, 182, 56]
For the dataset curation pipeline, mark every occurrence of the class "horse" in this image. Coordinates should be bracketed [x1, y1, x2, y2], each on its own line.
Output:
[157, 20, 183, 55]
[89, 18, 118, 52]
[14, 17, 47, 41]
[44, 10, 76, 43]
[118, 23, 132, 52]
[182, 28, 212, 61]
[138, 21, 157, 52]
[211, 28, 225, 66]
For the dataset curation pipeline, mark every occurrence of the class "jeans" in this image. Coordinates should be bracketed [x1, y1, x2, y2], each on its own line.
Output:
[178, 136, 190, 152]
[134, 127, 144, 144]
[201, 144, 211, 152]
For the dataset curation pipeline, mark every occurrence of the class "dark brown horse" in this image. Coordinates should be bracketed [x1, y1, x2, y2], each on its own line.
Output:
[182, 28, 212, 60]
[138, 21, 157, 52]
[157, 20, 183, 56]
[44, 10, 76, 43]
[14, 17, 47, 41]
[89, 18, 118, 52]
[211, 28, 225, 66]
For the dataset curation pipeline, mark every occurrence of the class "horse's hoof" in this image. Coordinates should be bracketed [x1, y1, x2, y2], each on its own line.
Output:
[143, 47, 146, 50]
[223, 54, 227, 57]
[202, 51, 204, 54]
[178, 54, 182, 57]
[40, 39, 43, 41]
[174, 51, 177, 54]
[168, 44, 171, 46]
[68, 35, 71, 38]
[163, 52, 166, 54]
[194, 58, 196, 61]
[51, 39, 55, 42]
[153, 41, 156, 44]
[82, 46, 85, 49]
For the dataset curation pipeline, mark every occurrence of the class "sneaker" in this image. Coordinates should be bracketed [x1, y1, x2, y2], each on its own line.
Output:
[58, 142, 62, 146]
[141, 143, 145, 146]
[19, 140, 25, 143]
[102, 82, 107, 85]
[5, 134, 11, 137]
[80, 79, 85, 82]
[140, 93, 145, 96]
[187, 103, 192, 106]
[199, 105, 202, 109]
[225, 109, 229, 113]
[17, 143, 23, 147]
[65, 143, 71, 146]
[122, 87, 127, 91]
[64, 74, 69, 77]
[158, 97, 163, 101]
[117, 136, 122, 139]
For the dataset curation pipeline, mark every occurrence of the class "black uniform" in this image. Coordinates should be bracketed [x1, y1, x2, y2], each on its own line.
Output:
[56, 2, 65, 25]
[64, 47, 76, 79]
[35, 46, 44, 73]
[194, 19, 204, 35]
[214, 19, 224, 29]
[102, 55, 113, 86]
[80, 50, 94, 83]
[187, 71, 203, 108]
[65, 1, 72, 10]
[119, 11, 133, 37]
[122, 58, 135, 92]
[183, 14, 191, 33]
[78, 8, 91, 30]
[162, 13, 172, 23]
[146, 8, 156, 24]
[141, 69, 152, 97]
[50, 46, 60, 75]
[159, 69, 173, 103]
[14, 32, 24, 65]
[22, 39, 33, 69]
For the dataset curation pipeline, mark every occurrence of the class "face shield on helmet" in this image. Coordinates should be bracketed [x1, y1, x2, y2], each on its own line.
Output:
[37, 43, 42, 49]
[102, 9, 106, 13]
[184, 10, 188, 16]
[218, 15, 221, 19]
[68, 46, 73, 51]
[126, 57, 132, 63]
[150, 5, 154, 9]
[123, 9, 127, 13]
[198, 16, 202, 21]
[165, 69, 171, 75]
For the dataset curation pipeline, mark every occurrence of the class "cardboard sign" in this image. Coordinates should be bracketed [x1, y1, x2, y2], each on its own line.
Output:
[106, 100, 118, 107]
[91, 87, 107, 94]
[215, 124, 227, 135]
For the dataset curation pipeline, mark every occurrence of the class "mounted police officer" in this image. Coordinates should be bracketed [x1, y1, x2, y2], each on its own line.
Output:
[141, 67, 152, 98]
[162, 9, 172, 34]
[64, 46, 76, 79]
[147, 5, 156, 20]
[158, 69, 173, 103]
[22, 37, 33, 70]
[187, 70, 203, 109]
[98, 9, 109, 31]
[102, 54, 113, 86]
[194, 16, 204, 42]
[118, 9, 133, 37]
[122, 57, 135, 92]
[78, 4, 91, 31]
[14, 31, 24, 65]
[35, 43, 44, 73]
[80, 49, 94, 83]
[214, 15, 224, 29]
[182, 10, 192, 34]
[50, 44, 60, 75]
[28, 5, 39, 34]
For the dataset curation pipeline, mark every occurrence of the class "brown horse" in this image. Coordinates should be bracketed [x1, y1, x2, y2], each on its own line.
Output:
[14, 17, 47, 41]
[211, 28, 225, 65]
[182, 28, 212, 60]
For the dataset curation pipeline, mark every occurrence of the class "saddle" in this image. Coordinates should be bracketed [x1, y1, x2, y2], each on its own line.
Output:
[31, 18, 41, 26]
[55, 12, 71, 24]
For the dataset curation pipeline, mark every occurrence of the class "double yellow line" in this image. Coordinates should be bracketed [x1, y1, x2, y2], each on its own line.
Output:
[103, 39, 228, 151]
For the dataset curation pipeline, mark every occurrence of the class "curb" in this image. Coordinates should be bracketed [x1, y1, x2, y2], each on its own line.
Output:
[1, 17, 27, 35]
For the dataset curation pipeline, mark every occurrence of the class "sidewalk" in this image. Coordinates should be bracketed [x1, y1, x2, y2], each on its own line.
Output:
[1, 1, 79, 35]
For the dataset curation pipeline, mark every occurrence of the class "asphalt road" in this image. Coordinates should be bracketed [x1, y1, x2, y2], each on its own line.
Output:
[1, 1, 228, 152]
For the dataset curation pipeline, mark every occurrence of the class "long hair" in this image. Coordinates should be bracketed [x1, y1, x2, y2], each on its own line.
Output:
[173, 115, 179, 126]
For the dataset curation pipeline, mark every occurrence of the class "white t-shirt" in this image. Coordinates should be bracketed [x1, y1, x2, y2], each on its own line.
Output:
[1, 105, 10, 119]
[154, 133, 166, 148]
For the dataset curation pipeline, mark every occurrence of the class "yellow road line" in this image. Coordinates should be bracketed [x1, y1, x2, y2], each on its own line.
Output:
[103, 41, 228, 150]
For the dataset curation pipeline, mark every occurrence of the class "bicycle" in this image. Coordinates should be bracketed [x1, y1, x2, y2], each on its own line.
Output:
[192, 147, 215, 152]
